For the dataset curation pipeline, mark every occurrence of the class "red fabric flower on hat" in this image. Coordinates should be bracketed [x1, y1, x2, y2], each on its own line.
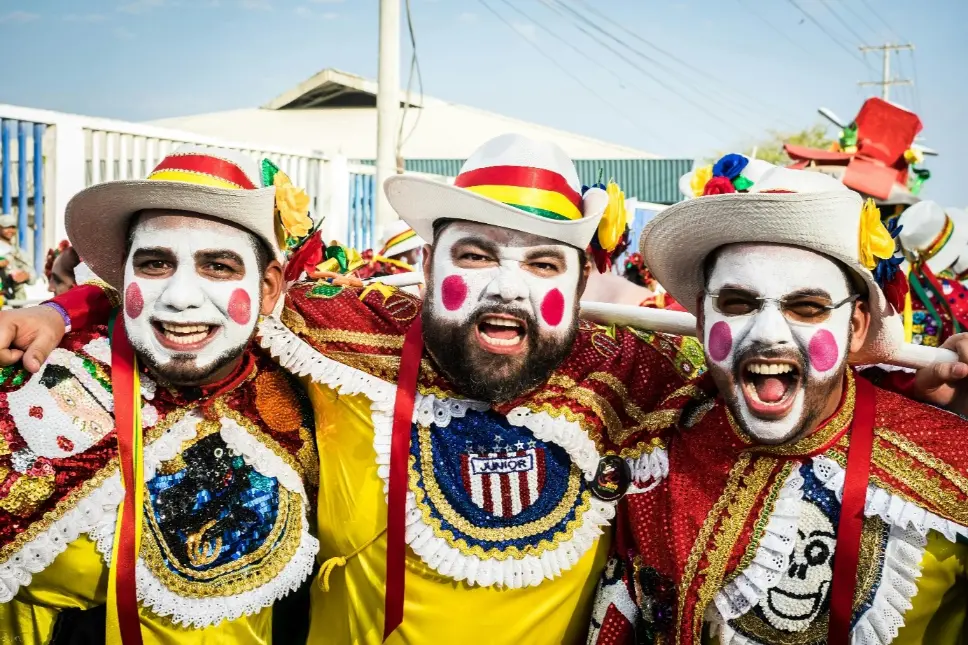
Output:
[703, 176, 736, 195]
[284, 230, 324, 283]
[882, 270, 909, 315]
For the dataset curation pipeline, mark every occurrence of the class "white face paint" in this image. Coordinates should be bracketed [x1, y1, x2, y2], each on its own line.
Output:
[703, 244, 854, 444]
[430, 222, 581, 352]
[123, 213, 262, 384]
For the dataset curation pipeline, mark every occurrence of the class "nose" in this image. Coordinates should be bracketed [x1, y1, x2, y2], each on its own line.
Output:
[788, 562, 808, 580]
[745, 303, 794, 347]
[158, 267, 206, 311]
[483, 266, 528, 302]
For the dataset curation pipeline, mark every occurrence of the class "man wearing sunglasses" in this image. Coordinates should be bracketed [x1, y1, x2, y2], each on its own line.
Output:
[588, 161, 968, 645]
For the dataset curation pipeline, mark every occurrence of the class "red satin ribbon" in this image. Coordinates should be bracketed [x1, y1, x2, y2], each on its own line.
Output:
[383, 316, 424, 641]
[111, 318, 144, 645]
[827, 374, 876, 645]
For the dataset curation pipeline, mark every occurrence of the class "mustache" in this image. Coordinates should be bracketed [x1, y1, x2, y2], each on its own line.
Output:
[469, 303, 537, 329]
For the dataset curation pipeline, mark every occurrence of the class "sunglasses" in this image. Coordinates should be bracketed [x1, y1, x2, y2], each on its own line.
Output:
[707, 288, 859, 324]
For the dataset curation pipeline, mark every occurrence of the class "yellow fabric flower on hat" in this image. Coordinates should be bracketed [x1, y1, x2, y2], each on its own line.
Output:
[597, 181, 628, 252]
[858, 198, 894, 270]
[903, 148, 924, 165]
[274, 171, 312, 239]
[690, 165, 713, 197]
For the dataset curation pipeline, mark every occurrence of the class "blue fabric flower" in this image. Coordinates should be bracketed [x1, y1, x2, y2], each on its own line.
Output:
[873, 254, 903, 288]
[713, 154, 749, 180]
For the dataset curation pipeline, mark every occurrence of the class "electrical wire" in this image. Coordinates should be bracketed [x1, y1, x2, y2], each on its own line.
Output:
[786, 0, 875, 71]
[474, 0, 668, 146]
[836, 0, 885, 42]
[817, 0, 871, 46]
[396, 0, 424, 166]
[859, 0, 903, 40]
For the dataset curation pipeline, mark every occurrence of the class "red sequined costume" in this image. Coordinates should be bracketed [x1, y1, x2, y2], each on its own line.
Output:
[0, 284, 319, 644]
[355, 249, 415, 281]
[588, 370, 968, 645]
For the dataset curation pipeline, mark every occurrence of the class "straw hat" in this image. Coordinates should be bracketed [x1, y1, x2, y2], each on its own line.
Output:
[384, 134, 608, 249]
[641, 158, 905, 365]
[0, 214, 17, 228]
[897, 201, 968, 274]
[378, 219, 424, 258]
[66, 145, 286, 289]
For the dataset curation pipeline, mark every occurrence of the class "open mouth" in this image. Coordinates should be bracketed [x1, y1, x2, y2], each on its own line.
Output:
[475, 314, 527, 355]
[739, 359, 802, 419]
[152, 321, 220, 352]
[766, 581, 828, 621]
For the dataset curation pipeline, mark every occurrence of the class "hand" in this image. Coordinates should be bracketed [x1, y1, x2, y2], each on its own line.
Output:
[0, 306, 66, 373]
[911, 333, 968, 416]
[11, 271, 28, 284]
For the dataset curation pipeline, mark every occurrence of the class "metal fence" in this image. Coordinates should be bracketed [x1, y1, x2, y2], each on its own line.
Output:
[0, 118, 48, 275]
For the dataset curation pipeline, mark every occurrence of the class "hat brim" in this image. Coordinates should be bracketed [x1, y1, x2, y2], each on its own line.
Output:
[66, 180, 277, 290]
[640, 191, 904, 365]
[382, 235, 425, 257]
[384, 175, 606, 250]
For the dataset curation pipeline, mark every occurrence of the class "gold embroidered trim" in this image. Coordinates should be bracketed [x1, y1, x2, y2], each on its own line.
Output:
[282, 306, 405, 349]
[81, 279, 122, 308]
[728, 371, 855, 455]
[695, 456, 779, 639]
[410, 425, 592, 560]
[876, 428, 968, 497]
[727, 461, 794, 585]
[676, 453, 751, 645]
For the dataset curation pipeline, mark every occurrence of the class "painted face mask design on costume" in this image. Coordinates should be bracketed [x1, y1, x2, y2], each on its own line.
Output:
[703, 244, 856, 444]
[123, 214, 262, 385]
[422, 221, 582, 402]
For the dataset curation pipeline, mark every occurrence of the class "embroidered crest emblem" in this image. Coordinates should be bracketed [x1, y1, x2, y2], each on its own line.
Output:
[460, 437, 546, 518]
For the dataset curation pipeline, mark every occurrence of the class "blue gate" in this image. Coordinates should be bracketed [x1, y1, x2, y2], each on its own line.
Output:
[0, 119, 46, 275]
[348, 172, 375, 251]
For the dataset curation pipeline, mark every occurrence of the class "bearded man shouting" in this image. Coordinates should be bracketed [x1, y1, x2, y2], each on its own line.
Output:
[0, 146, 318, 645]
[588, 162, 968, 645]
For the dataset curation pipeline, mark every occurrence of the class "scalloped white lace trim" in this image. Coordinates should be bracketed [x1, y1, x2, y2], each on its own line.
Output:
[259, 315, 613, 588]
[90, 410, 319, 628]
[812, 456, 968, 543]
[713, 467, 805, 621]
[626, 448, 669, 490]
[0, 410, 196, 604]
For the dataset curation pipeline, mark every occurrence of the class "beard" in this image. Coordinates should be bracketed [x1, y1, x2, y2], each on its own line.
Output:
[422, 299, 578, 403]
[712, 338, 846, 445]
[128, 299, 261, 388]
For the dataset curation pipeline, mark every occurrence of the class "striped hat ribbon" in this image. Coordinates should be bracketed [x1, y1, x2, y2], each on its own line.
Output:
[147, 153, 258, 190]
[453, 165, 583, 222]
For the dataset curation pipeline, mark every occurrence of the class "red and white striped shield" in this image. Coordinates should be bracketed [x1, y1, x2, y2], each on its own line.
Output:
[460, 446, 546, 518]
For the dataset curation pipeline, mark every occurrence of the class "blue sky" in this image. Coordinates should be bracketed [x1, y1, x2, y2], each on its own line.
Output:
[1, 0, 965, 204]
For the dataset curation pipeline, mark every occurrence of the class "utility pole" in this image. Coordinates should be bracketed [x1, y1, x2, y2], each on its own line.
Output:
[375, 0, 401, 240]
[858, 42, 914, 102]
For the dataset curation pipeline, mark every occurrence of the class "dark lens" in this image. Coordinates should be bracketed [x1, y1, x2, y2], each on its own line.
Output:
[713, 289, 759, 316]
[782, 297, 833, 322]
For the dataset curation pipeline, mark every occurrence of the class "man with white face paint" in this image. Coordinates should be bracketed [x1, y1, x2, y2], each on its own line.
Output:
[0, 146, 320, 645]
[590, 158, 968, 645]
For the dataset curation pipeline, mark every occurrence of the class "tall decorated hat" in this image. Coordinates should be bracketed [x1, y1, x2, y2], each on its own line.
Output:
[641, 154, 907, 365]
[384, 134, 611, 250]
[66, 144, 313, 289]
[896, 201, 968, 274]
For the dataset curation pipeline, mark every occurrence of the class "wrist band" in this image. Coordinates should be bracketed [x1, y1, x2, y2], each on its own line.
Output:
[41, 301, 72, 333]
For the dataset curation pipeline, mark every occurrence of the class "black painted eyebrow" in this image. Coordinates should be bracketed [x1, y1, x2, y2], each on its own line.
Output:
[523, 247, 567, 263]
[451, 236, 501, 258]
[132, 247, 174, 260]
[195, 249, 245, 265]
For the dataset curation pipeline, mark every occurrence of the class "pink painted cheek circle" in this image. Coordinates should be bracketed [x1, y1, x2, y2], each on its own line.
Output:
[540, 288, 566, 326]
[707, 321, 733, 363]
[808, 329, 840, 372]
[440, 275, 468, 311]
[228, 289, 252, 325]
[124, 283, 144, 319]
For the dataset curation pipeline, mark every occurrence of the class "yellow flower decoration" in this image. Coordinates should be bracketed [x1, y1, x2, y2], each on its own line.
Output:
[903, 148, 924, 165]
[274, 171, 312, 239]
[858, 198, 894, 270]
[597, 181, 628, 252]
[690, 165, 713, 197]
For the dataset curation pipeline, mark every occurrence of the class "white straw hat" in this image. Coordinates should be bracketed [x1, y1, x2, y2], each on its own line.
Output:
[641, 161, 905, 365]
[898, 201, 968, 274]
[378, 219, 424, 257]
[384, 134, 608, 249]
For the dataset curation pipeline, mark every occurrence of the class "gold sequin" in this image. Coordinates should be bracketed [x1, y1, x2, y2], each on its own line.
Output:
[0, 472, 56, 517]
[282, 307, 405, 349]
[255, 370, 303, 433]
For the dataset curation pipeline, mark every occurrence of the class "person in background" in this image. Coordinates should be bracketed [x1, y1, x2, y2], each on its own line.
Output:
[0, 214, 35, 301]
[44, 240, 80, 296]
[358, 219, 426, 280]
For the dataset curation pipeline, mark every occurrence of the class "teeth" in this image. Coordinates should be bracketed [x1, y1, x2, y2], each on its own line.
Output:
[482, 317, 522, 328]
[163, 331, 209, 345]
[160, 322, 211, 334]
[479, 331, 523, 347]
[747, 363, 794, 375]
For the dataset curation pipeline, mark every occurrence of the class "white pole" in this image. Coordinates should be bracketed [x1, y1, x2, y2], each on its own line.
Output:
[375, 0, 401, 244]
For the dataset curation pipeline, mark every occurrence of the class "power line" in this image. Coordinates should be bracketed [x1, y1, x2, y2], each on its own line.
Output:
[474, 0, 663, 144]
[859, 0, 902, 40]
[538, 0, 757, 138]
[786, 0, 874, 71]
[735, 0, 816, 59]
[909, 50, 923, 113]
[837, 0, 884, 41]
[817, 0, 870, 46]
[566, 0, 797, 128]
[397, 0, 424, 160]
[858, 42, 914, 102]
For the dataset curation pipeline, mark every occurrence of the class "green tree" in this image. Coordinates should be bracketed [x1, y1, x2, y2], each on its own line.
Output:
[710, 123, 834, 166]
